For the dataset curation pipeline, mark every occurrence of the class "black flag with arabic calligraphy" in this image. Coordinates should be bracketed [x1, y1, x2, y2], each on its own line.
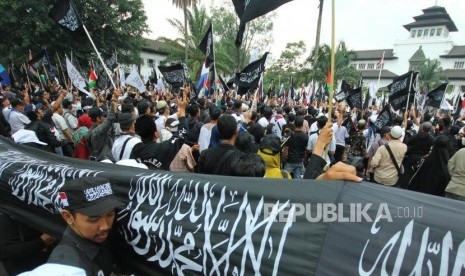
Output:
[199, 23, 214, 68]
[49, 0, 83, 33]
[388, 71, 418, 111]
[234, 52, 268, 95]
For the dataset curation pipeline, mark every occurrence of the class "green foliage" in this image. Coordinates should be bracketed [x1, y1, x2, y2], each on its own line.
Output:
[417, 59, 447, 92]
[265, 41, 310, 89]
[309, 41, 360, 86]
[0, 0, 148, 66]
[157, 5, 210, 80]
[211, 3, 274, 75]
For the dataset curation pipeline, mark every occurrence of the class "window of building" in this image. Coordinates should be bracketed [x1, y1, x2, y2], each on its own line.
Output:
[430, 29, 435, 36]
[358, 63, 366, 70]
[147, 59, 154, 68]
[423, 29, 429, 37]
[417, 30, 423, 37]
[436, 28, 442, 36]
[454, 61, 465, 69]
[411, 30, 417, 38]
[367, 63, 375, 70]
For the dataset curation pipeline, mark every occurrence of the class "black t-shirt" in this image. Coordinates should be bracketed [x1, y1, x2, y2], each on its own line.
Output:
[198, 143, 244, 176]
[130, 137, 184, 170]
[286, 130, 309, 163]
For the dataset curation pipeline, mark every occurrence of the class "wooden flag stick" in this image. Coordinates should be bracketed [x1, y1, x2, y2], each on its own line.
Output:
[82, 24, 116, 88]
[22, 63, 32, 93]
[327, 0, 336, 123]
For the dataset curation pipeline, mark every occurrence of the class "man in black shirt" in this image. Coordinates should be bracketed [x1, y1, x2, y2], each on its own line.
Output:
[284, 116, 308, 179]
[198, 114, 245, 176]
[47, 177, 124, 275]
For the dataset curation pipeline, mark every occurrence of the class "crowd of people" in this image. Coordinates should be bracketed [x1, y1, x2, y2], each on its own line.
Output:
[0, 78, 465, 274]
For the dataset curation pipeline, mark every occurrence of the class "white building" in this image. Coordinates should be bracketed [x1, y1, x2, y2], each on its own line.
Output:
[352, 5, 465, 96]
[138, 38, 168, 83]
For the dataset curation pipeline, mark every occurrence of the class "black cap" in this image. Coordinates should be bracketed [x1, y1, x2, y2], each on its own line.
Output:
[62, 99, 72, 108]
[58, 177, 124, 217]
[260, 134, 281, 154]
[10, 98, 24, 107]
[88, 107, 104, 120]
[116, 113, 135, 130]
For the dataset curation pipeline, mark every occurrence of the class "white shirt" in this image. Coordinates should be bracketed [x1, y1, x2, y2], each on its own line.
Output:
[52, 113, 69, 141]
[2, 106, 11, 120]
[8, 109, 31, 135]
[112, 134, 142, 162]
[62, 110, 78, 133]
[307, 131, 336, 165]
[198, 123, 216, 152]
[271, 114, 286, 139]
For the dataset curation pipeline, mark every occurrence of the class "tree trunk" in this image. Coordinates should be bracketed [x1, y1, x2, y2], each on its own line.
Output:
[183, 1, 189, 64]
[313, 0, 324, 70]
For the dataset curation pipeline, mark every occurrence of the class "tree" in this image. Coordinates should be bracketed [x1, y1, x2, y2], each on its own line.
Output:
[309, 42, 360, 86]
[170, 0, 200, 64]
[417, 59, 447, 92]
[211, 3, 274, 75]
[313, 0, 324, 73]
[0, 0, 148, 67]
[157, 5, 210, 80]
[265, 41, 310, 89]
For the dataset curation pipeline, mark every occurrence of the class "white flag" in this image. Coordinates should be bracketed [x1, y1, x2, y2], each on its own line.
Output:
[119, 67, 126, 88]
[368, 82, 378, 98]
[440, 97, 454, 111]
[65, 57, 94, 99]
[125, 68, 146, 93]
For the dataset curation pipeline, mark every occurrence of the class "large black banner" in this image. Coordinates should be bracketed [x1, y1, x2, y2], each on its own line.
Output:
[0, 137, 464, 275]
[199, 23, 214, 68]
[346, 87, 363, 110]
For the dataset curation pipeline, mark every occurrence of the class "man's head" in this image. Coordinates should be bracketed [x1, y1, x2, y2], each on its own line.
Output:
[58, 177, 124, 243]
[316, 116, 328, 129]
[217, 114, 238, 140]
[88, 107, 105, 124]
[390, 125, 403, 140]
[10, 98, 25, 112]
[62, 99, 73, 111]
[209, 105, 221, 121]
[135, 114, 157, 143]
[117, 113, 135, 132]
[156, 100, 169, 116]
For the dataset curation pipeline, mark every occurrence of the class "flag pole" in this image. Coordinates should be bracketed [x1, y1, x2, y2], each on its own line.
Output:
[252, 73, 264, 112]
[22, 63, 32, 92]
[376, 51, 385, 89]
[403, 71, 415, 130]
[56, 53, 67, 88]
[327, 0, 335, 123]
[81, 24, 116, 88]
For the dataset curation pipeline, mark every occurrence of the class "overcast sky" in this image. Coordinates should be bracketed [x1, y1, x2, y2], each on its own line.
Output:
[142, 0, 465, 58]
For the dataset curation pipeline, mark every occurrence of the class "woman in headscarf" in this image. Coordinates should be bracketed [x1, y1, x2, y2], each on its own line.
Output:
[408, 136, 451, 196]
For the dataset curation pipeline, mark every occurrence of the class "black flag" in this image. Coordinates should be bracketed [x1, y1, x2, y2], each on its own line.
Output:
[158, 63, 188, 88]
[219, 75, 231, 92]
[425, 83, 448, 108]
[373, 104, 392, 132]
[335, 80, 349, 102]
[232, 0, 294, 46]
[28, 50, 51, 72]
[235, 52, 268, 95]
[388, 71, 417, 111]
[49, 0, 82, 33]
[346, 87, 363, 110]
[199, 23, 214, 68]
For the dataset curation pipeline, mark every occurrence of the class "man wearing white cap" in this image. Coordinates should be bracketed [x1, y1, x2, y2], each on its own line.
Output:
[371, 126, 407, 186]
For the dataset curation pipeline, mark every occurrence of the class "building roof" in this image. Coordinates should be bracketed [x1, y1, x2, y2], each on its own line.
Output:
[403, 6, 458, 32]
[409, 46, 426, 62]
[440, 46, 465, 58]
[444, 69, 465, 80]
[353, 49, 397, 61]
[142, 38, 169, 55]
[359, 69, 398, 79]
